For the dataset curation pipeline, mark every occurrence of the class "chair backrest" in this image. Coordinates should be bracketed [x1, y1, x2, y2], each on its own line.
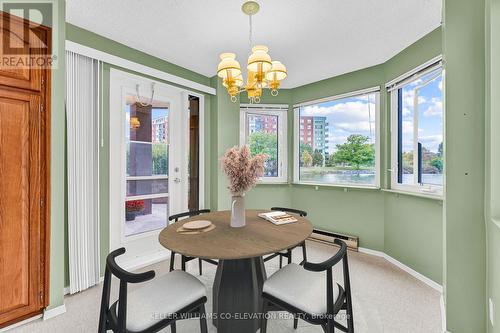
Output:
[168, 209, 211, 223]
[99, 248, 155, 333]
[270, 207, 307, 217]
[303, 239, 352, 315]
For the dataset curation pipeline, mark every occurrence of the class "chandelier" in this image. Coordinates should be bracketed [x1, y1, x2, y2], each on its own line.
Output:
[216, 1, 287, 104]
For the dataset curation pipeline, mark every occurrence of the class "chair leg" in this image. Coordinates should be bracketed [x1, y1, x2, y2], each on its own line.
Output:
[279, 255, 283, 268]
[97, 313, 107, 333]
[293, 314, 298, 329]
[327, 319, 335, 333]
[171, 321, 177, 333]
[170, 252, 176, 272]
[301, 241, 307, 265]
[347, 302, 354, 333]
[199, 304, 208, 333]
[181, 255, 186, 271]
[198, 258, 203, 276]
[287, 249, 292, 265]
[261, 301, 268, 333]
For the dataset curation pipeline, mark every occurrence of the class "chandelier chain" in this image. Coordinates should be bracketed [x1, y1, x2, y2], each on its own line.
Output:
[249, 14, 253, 49]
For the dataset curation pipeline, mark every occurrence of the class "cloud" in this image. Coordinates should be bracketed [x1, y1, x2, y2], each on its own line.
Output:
[438, 80, 443, 91]
[402, 120, 413, 134]
[301, 101, 376, 130]
[423, 99, 443, 117]
[419, 134, 443, 152]
[403, 89, 426, 108]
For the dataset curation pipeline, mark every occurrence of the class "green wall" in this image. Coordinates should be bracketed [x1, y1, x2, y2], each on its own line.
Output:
[65, 24, 214, 282]
[443, 0, 487, 332]
[486, 0, 500, 331]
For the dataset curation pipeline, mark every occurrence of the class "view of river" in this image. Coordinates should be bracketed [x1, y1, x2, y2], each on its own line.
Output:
[300, 172, 443, 186]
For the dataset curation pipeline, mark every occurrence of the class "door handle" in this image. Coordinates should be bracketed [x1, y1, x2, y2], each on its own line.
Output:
[174, 177, 181, 183]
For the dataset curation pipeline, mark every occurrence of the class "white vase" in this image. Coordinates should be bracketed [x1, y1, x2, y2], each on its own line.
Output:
[230, 194, 246, 228]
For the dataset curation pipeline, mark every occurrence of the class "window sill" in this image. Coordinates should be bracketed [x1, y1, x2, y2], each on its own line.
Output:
[256, 181, 290, 186]
[292, 182, 380, 191]
[382, 189, 443, 201]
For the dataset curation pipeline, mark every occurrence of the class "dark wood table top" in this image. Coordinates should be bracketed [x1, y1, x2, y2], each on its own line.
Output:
[158, 209, 313, 260]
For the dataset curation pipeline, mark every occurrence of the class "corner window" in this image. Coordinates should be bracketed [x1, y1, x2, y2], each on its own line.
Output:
[389, 62, 444, 195]
[293, 89, 380, 187]
[240, 105, 288, 183]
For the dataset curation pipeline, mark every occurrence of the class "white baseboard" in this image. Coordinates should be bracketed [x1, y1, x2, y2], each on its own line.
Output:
[358, 247, 443, 293]
[0, 314, 42, 332]
[440, 294, 447, 333]
[43, 304, 66, 321]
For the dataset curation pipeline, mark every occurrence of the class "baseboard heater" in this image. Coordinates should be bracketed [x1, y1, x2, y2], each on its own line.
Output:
[308, 229, 359, 251]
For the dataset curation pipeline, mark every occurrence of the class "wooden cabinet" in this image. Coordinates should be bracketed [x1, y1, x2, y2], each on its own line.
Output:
[0, 11, 50, 328]
[0, 11, 47, 92]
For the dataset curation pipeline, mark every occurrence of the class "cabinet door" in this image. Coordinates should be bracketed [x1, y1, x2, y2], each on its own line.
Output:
[0, 88, 43, 326]
[0, 12, 48, 92]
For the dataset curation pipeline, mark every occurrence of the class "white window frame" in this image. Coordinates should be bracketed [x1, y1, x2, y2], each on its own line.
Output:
[239, 104, 288, 183]
[388, 59, 444, 197]
[293, 87, 381, 189]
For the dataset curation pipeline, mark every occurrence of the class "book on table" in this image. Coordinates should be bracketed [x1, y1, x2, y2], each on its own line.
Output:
[258, 211, 298, 225]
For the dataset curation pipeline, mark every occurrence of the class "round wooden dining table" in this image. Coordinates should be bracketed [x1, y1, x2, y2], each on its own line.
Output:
[158, 209, 313, 333]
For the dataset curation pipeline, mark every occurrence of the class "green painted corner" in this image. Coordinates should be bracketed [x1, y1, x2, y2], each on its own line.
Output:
[443, 0, 487, 332]
[48, 0, 67, 309]
[485, 0, 500, 332]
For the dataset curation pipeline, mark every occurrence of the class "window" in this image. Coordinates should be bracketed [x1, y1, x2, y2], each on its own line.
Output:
[294, 88, 380, 187]
[125, 98, 169, 237]
[240, 105, 288, 183]
[389, 61, 444, 195]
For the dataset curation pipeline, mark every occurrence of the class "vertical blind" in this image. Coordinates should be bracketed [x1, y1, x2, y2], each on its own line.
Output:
[66, 50, 101, 294]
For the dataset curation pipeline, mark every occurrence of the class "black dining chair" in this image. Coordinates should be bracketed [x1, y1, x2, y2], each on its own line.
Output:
[98, 247, 208, 333]
[263, 207, 308, 268]
[261, 239, 354, 333]
[168, 209, 217, 275]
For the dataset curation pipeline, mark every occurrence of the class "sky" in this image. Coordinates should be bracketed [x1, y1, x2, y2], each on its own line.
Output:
[401, 69, 443, 154]
[301, 93, 377, 154]
[300, 70, 443, 155]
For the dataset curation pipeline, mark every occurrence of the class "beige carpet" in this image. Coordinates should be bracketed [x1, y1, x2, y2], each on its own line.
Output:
[7, 241, 442, 333]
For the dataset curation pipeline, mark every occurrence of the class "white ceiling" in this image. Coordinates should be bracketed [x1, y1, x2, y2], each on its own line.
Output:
[66, 0, 442, 88]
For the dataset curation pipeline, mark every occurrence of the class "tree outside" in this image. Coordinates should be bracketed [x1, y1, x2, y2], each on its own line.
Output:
[152, 143, 168, 175]
[401, 142, 443, 175]
[331, 134, 375, 170]
[299, 143, 313, 167]
[312, 149, 324, 167]
[301, 150, 313, 167]
[247, 131, 278, 176]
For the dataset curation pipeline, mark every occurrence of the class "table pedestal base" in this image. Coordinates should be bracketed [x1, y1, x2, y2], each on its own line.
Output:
[212, 257, 266, 333]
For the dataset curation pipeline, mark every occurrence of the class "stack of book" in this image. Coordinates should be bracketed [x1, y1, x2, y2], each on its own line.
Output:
[258, 211, 298, 225]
